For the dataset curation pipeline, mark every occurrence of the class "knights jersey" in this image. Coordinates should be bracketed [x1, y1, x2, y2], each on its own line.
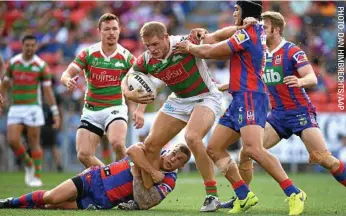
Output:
[263, 39, 314, 111]
[99, 155, 177, 205]
[72, 42, 135, 111]
[132, 35, 218, 98]
[4, 54, 52, 105]
[227, 24, 267, 93]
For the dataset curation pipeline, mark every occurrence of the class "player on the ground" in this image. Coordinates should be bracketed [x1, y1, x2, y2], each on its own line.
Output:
[221, 11, 346, 210]
[122, 21, 225, 212]
[175, 1, 306, 215]
[0, 35, 60, 187]
[61, 13, 147, 167]
[0, 143, 191, 210]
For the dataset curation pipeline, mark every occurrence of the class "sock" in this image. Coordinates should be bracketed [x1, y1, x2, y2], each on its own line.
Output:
[232, 180, 250, 200]
[331, 160, 346, 186]
[11, 190, 46, 208]
[31, 150, 43, 178]
[204, 180, 218, 197]
[102, 149, 112, 164]
[12, 145, 33, 167]
[280, 179, 300, 197]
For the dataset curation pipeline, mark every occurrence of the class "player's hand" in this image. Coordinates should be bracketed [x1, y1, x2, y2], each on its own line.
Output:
[151, 170, 165, 183]
[174, 40, 193, 54]
[66, 76, 79, 92]
[0, 94, 4, 111]
[242, 17, 258, 29]
[189, 28, 208, 42]
[216, 83, 229, 92]
[126, 87, 155, 104]
[52, 115, 61, 129]
[132, 108, 145, 129]
[283, 75, 302, 88]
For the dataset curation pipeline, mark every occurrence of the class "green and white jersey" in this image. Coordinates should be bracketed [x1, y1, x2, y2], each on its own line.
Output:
[132, 35, 217, 98]
[72, 42, 135, 111]
[4, 54, 51, 105]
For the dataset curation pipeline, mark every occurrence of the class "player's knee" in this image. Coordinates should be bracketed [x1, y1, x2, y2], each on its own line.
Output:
[309, 150, 339, 170]
[77, 150, 93, 163]
[43, 191, 58, 204]
[215, 156, 236, 176]
[7, 136, 20, 146]
[109, 138, 125, 152]
[239, 148, 253, 170]
[184, 131, 202, 149]
[206, 145, 217, 160]
[242, 145, 262, 161]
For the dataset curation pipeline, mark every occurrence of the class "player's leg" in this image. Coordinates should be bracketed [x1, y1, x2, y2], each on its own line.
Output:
[101, 136, 112, 164]
[106, 120, 127, 161]
[185, 105, 218, 211]
[144, 111, 186, 170]
[239, 122, 281, 185]
[26, 126, 43, 185]
[76, 128, 103, 167]
[301, 127, 346, 186]
[0, 179, 78, 209]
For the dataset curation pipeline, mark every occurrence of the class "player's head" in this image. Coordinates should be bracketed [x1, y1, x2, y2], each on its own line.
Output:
[160, 143, 191, 172]
[261, 11, 286, 42]
[140, 21, 170, 59]
[98, 13, 120, 47]
[234, 1, 263, 25]
[21, 35, 37, 58]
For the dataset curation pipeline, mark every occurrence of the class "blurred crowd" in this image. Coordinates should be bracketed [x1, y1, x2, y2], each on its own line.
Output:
[0, 1, 344, 171]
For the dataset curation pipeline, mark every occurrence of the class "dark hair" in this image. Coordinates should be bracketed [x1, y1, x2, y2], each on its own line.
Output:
[22, 35, 37, 44]
[236, 1, 263, 21]
[173, 143, 191, 164]
[98, 13, 120, 29]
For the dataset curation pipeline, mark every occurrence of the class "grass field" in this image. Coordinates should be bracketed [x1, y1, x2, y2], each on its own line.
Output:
[0, 172, 345, 216]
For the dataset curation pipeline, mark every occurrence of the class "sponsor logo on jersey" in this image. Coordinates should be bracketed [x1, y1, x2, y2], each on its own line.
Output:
[114, 62, 125, 67]
[90, 66, 122, 87]
[234, 30, 250, 45]
[293, 51, 308, 64]
[275, 55, 282, 64]
[103, 166, 111, 177]
[172, 55, 183, 62]
[154, 63, 189, 85]
[262, 66, 284, 85]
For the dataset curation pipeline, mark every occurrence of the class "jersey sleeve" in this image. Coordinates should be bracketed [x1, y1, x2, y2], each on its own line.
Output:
[72, 49, 88, 71]
[132, 54, 149, 74]
[288, 46, 310, 69]
[125, 53, 136, 72]
[227, 27, 253, 53]
[155, 172, 177, 200]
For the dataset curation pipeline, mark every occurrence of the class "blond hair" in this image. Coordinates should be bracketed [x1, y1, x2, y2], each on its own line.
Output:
[261, 11, 286, 36]
[98, 13, 119, 29]
[140, 21, 167, 39]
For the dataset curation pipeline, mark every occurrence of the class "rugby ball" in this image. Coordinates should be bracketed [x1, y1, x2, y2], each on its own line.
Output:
[127, 71, 157, 97]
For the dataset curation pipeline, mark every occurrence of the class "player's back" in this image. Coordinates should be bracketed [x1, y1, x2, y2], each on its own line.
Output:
[133, 35, 218, 98]
[263, 40, 314, 111]
[99, 158, 134, 205]
[6, 53, 50, 105]
[227, 24, 267, 93]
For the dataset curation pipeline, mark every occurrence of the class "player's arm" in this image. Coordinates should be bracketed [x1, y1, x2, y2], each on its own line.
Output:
[284, 48, 317, 88]
[132, 172, 176, 210]
[0, 60, 12, 109]
[0, 55, 5, 79]
[126, 143, 164, 189]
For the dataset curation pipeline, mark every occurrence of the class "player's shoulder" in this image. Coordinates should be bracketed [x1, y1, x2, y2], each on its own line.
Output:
[116, 43, 134, 59]
[32, 55, 47, 68]
[84, 42, 102, 55]
[285, 41, 305, 56]
[9, 53, 23, 65]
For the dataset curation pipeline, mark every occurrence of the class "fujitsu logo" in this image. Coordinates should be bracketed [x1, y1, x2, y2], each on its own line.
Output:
[91, 71, 119, 82]
[14, 73, 36, 82]
[160, 68, 185, 83]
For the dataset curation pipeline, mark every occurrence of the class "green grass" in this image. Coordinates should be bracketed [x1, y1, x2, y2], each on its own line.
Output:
[0, 172, 345, 215]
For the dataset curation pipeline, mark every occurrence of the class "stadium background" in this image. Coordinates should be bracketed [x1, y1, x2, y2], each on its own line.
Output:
[0, 1, 345, 173]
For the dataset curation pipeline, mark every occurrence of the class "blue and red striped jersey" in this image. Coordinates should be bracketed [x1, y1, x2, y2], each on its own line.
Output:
[263, 40, 314, 111]
[99, 156, 177, 205]
[227, 24, 267, 93]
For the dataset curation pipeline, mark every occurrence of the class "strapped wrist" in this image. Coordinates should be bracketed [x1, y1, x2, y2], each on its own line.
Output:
[50, 105, 59, 116]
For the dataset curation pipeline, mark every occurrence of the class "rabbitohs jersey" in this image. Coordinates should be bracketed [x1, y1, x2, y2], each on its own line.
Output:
[72, 42, 135, 111]
[262, 40, 314, 111]
[5, 54, 51, 105]
[132, 35, 217, 98]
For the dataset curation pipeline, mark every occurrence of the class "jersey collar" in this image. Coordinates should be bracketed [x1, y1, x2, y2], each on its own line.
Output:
[99, 42, 118, 61]
[266, 38, 287, 57]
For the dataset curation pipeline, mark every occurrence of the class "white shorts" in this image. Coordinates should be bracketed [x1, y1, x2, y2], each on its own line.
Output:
[7, 105, 45, 127]
[160, 91, 223, 123]
[79, 105, 128, 137]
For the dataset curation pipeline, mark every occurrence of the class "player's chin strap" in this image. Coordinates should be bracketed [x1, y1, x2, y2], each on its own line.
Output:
[215, 157, 237, 176]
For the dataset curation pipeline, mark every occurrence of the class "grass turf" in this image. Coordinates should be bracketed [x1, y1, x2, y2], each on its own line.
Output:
[0, 172, 345, 215]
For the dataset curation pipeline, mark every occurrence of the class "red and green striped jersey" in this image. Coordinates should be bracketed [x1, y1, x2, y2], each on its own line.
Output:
[132, 35, 217, 98]
[5, 54, 52, 105]
[72, 42, 135, 111]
